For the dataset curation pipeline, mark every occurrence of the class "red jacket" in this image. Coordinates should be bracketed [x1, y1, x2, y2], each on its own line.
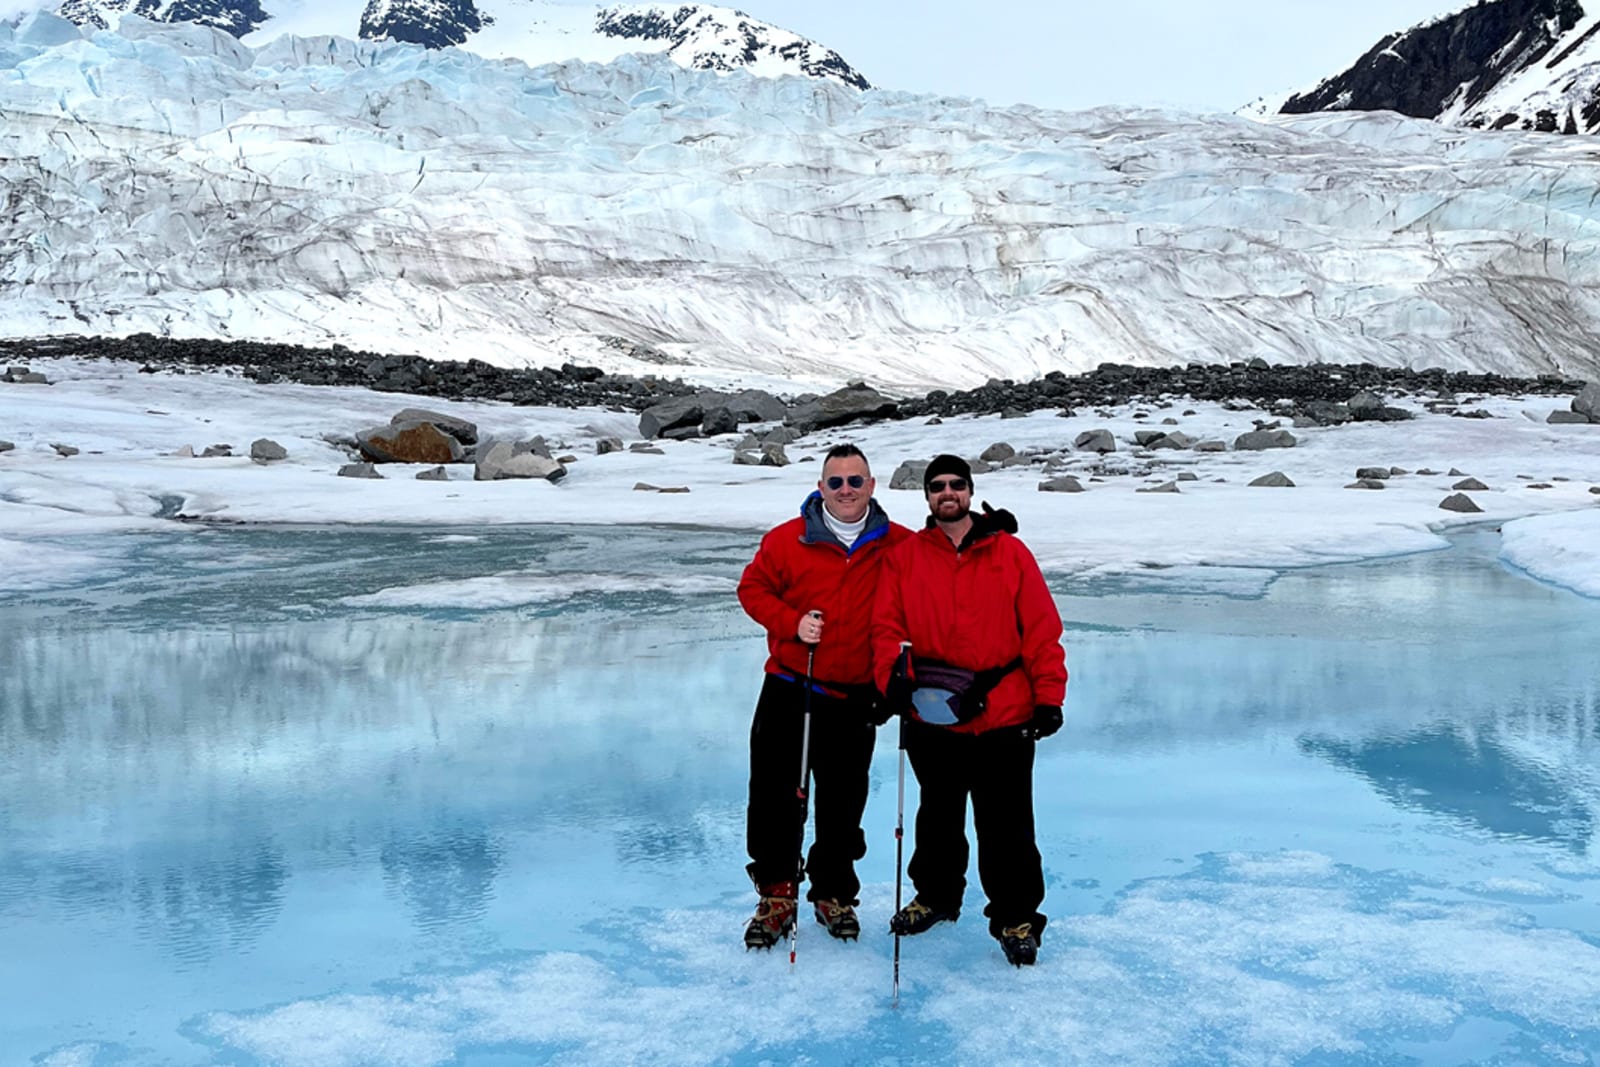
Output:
[873, 516, 1067, 734]
[739, 493, 911, 690]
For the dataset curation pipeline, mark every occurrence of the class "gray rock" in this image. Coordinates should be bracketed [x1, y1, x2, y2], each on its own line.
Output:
[890, 459, 929, 490]
[633, 482, 689, 493]
[786, 383, 898, 434]
[1355, 467, 1391, 480]
[762, 426, 800, 447]
[475, 441, 567, 482]
[337, 462, 382, 479]
[251, 438, 288, 462]
[629, 444, 665, 455]
[1149, 432, 1197, 450]
[727, 388, 788, 423]
[1073, 429, 1116, 453]
[357, 421, 462, 464]
[639, 396, 705, 439]
[700, 407, 739, 437]
[1038, 475, 1085, 493]
[1452, 477, 1489, 491]
[732, 450, 763, 466]
[1176, 472, 1199, 482]
[1194, 440, 1227, 453]
[968, 458, 994, 475]
[390, 408, 477, 445]
[1389, 467, 1409, 476]
[1292, 416, 1320, 428]
[1345, 479, 1387, 489]
[1573, 382, 1600, 422]
[50, 443, 77, 456]
[1439, 493, 1482, 513]
[660, 424, 702, 441]
[1249, 471, 1295, 487]
[1548, 410, 1591, 424]
[1137, 481, 1180, 493]
[11, 372, 49, 384]
[4, 366, 29, 379]
[1303, 400, 1351, 425]
[0, 440, 14, 453]
[596, 437, 624, 455]
[1233, 430, 1297, 451]
[1417, 468, 1439, 476]
[1449, 468, 1467, 477]
[202, 444, 233, 457]
[760, 443, 790, 467]
[980, 442, 1016, 462]
[416, 466, 449, 481]
[1133, 430, 1166, 446]
[1348, 390, 1385, 416]
[1000, 407, 1026, 420]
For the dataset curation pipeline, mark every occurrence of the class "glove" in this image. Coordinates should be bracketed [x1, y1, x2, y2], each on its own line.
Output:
[980, 501, 1018, 534]
[1019, 704, 1062, 741]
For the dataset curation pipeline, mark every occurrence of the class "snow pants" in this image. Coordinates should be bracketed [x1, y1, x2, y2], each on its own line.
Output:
[903, 717, 1048, 938]
[745, 673, 877, 905]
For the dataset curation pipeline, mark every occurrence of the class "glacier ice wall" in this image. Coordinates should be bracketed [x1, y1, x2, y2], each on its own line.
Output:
[4, 12, 1600, 389]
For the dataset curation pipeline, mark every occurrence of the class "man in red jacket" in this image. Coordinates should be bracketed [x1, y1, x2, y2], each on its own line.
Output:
[737, 443, 911, 950]
[873, 453, 1067, 966]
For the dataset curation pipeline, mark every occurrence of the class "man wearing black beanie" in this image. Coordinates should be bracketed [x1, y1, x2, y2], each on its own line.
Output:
[873, 453, 1067, 966]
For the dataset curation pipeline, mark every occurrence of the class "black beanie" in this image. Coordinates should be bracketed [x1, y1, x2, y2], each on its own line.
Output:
[923, 453, 973, 493]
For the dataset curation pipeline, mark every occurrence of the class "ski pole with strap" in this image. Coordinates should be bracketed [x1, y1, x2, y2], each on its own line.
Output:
[791, 610, 821, 968]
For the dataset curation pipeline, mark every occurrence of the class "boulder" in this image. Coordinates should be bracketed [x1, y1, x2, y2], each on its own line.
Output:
[596, 436, 624, 455]
[337, 462, 382, 479]
[357, 421, 462, 464]
[1233, 430, 1297, 451]
[1249, 472, 1295, 487]
[390, 408, 477, 445]
[786, 383, 898, 433]
[1149, 432, 1197, 450]
[889, 459, 929, 490]
[727, 388, 788, 423]
[700, 407, 739, 437]
[634, 482, 689, 493]
[1302, 400, 1351, 425]
[1574, 382, 1600, 422]
[1176, 472, 1199, 482]
[1452, 477, 1489, 491]
[629, 443, 665, 455]
[639, 396, 705, 440]
[0, 440, 15, 453]
[762, 426, 801, 447]
[475, 440, 567, 482]
[1133, 430, 1166, 446]
[981, 442, 1016, 462]
[1345, 479, 1387, 489]
[172, 445, 194, 457]
[251, 438, 288, 462]
[1073, 429, 1116, 453]
[1137, 481, 1180, 493]
[1038, 475, 1085, 493]
[1354, 467, 1391, 480]
[416, 466, 449, 481]
[51, 442, 78, 456]
[1194, 440, 1228, 453]
[1348, 390, 1412, 422]
[1548, 410, 1591, 424]
[1439, 493, 1482, 513]
[202, 444, 233, 457]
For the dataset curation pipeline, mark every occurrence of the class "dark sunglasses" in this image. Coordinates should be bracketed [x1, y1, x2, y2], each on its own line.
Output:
[927, 478, 969, 493]
[825, 475, 868, 490]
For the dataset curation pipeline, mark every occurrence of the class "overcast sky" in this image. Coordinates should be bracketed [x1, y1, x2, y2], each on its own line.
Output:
[742, 0, 1462, 113]
[2, 0, 1467, 113]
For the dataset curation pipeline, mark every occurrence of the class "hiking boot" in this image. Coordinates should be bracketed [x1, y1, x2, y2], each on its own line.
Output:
[888, 897, 959, 936]
[998, 922, 1039, 966]
[813, 899, 860, 941]
[743, 882, 798, 951]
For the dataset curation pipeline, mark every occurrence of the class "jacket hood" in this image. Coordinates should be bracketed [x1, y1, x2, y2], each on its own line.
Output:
[801, 491, 893, 553]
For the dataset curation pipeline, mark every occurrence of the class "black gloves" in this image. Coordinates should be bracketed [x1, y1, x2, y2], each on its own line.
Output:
[980, 501, 1018, 534]
[1019, 704, 1062, 741]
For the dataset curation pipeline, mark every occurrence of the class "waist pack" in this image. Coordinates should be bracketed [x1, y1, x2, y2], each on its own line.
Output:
[891, 650, 1023, 727]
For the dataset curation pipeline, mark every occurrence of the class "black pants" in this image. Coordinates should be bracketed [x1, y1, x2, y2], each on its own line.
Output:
[903, 718, 1047, 938]
[746, 674, 877, 904]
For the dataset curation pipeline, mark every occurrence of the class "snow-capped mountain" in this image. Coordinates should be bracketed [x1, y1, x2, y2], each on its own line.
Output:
[5, 13, 1600, 390]
[1278, 0, 1600, 134]
[49, 0, 870, 89]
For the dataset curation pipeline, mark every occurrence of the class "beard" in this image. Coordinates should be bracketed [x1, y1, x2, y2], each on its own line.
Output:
[931, 498, 970, 523]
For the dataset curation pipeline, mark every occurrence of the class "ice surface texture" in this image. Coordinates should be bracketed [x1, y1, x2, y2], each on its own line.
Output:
[5, 14, 1600, 387]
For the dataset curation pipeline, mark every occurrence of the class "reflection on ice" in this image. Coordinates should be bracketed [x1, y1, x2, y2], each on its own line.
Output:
[1303, 725, 1596, 853]
[4, 525, 1600, 1065]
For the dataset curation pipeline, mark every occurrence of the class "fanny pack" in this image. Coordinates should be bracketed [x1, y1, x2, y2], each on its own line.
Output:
[891, 650, 1023, 727]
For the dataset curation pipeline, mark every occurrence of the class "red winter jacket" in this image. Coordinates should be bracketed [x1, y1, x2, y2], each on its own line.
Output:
[873, 516, 1067, 734]
[739, 493, 911, 690]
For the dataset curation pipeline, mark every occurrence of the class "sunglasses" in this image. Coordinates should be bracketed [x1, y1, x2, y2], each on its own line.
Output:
[927, 478, 969, 493]
[825, 475, 868, 490]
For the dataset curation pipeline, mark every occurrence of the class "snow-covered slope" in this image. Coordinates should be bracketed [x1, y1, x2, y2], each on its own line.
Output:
[5, 14, 1600, 390]
[1278, 0, 1600, 135]
[49, 0, 870, 88]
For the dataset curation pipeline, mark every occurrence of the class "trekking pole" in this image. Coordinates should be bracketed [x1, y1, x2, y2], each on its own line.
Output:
[893, 641, 910, 1005]
[790, 610, 821, 968]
